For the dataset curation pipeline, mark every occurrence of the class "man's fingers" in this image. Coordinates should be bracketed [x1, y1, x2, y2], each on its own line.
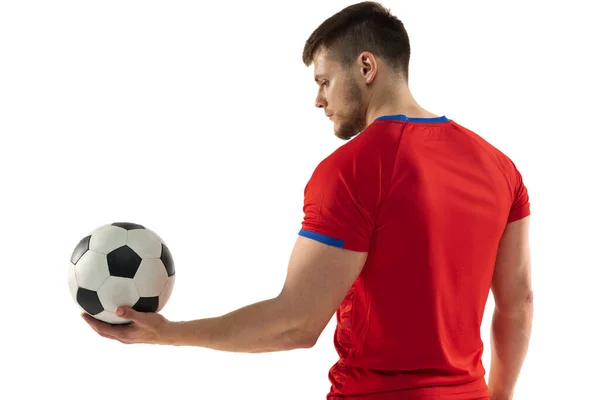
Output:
[81, 312, 135, 342]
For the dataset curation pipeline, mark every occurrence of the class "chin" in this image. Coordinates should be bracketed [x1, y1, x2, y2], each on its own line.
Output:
[334, 130, 356, 141]
[332, 125, 357, 141]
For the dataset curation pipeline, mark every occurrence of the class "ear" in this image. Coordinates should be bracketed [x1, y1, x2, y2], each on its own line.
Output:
[358, 52, 377, 84]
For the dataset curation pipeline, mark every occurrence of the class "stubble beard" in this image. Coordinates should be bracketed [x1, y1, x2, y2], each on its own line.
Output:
[334, 78, 367, 141]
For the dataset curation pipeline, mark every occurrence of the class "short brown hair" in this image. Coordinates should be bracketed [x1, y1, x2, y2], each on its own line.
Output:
[302, 1, 411, 80]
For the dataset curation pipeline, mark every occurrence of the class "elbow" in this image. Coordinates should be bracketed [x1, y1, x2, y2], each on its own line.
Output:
[288, 329, 319, 350]
[297, 333, 319, 349]
[284, 324, 320, 350]
[495, 290, 534, 316]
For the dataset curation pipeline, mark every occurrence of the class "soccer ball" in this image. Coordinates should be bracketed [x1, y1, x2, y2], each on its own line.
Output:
[68, 222, 175, 324]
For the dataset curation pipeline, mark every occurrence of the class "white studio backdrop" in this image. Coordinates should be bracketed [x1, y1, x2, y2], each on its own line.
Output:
[0, 1, 598, 399]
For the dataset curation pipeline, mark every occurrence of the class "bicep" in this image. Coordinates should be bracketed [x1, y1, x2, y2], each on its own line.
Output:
[491, 216, 533, 312]
[278, 236, 367, 338]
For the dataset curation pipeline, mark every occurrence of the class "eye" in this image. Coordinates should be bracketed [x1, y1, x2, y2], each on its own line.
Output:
[320, 80, 328, 88]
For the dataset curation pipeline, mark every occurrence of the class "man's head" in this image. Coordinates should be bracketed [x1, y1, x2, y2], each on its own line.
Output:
[302, 1, 411, 140]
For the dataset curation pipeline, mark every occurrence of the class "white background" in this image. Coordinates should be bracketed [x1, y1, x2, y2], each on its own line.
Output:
[1, 1, 598, 399]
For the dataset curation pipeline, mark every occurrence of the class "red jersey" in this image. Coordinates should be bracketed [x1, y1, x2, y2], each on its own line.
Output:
[299, 114, 530, 399]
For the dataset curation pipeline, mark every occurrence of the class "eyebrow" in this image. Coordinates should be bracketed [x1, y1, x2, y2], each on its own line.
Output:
[314, 74, 327, 82]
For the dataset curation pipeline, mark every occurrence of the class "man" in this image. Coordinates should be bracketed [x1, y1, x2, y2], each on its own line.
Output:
[83, 2, 533, 399]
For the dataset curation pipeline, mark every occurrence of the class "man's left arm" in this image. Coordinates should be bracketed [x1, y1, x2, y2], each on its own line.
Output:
[169, 236, 367, 352]
[82, 236, 367, 352]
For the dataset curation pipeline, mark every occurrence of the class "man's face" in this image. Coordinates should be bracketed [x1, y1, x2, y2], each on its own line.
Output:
[313, 51, 368, 140]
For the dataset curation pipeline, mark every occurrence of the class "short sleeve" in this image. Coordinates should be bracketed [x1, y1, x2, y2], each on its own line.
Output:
[507, 164, 531, 223]
[299, 152, 380, 252]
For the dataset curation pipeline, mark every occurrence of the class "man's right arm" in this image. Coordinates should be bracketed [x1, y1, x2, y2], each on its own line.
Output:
[488, 216, 534, 400]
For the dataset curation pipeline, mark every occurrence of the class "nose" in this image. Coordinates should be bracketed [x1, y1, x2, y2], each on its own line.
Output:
[315, 92, 327, 109]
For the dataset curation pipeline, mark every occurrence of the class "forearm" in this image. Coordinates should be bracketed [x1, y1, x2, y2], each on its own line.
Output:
[488, 300, 534, 399]
[163, 297, 314, 353]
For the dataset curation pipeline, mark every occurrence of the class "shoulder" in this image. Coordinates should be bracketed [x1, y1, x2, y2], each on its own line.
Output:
[311, 122, 399, 181]
[450, 120, 525, 182]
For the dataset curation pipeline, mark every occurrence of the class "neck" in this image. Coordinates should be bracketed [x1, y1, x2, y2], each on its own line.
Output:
[365, 82, 436, 125]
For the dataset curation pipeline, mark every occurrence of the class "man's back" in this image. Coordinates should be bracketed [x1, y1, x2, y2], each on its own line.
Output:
[300, 114, 530, 399]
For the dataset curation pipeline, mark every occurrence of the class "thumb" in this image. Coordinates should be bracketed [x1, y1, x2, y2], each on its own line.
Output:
[115, 306, 145, 322]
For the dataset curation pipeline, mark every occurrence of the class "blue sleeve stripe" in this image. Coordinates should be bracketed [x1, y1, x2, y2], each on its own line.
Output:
[298, 229, 344, 248]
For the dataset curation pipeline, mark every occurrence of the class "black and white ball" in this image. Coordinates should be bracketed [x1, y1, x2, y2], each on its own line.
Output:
[68, 222, 175, 324]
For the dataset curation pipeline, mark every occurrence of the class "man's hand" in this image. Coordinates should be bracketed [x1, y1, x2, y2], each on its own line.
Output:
[81, 307, 174, 345]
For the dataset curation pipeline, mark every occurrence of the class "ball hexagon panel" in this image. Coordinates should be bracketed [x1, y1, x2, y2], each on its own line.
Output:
[107, 245, 142, 278]
[94, 310, 129, 325]
[127, 228, 162, 258]
[89, 225, 128, 254]
[158, 275, 175, 312]
[97, 276, 140, 313]
[145, 228, 166, 245]
[134, 259, 168, 297]
[74, 250, 110, 290]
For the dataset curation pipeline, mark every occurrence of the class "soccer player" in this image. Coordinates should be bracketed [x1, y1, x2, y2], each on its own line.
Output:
[83, 2, 533, 399]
